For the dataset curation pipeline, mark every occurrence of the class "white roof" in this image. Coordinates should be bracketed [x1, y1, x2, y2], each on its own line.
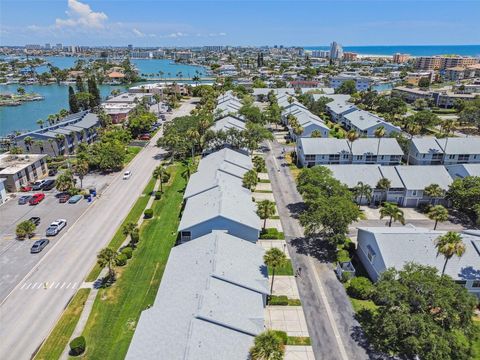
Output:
[298, 138, 350, 155]
[126, 231, 268, 360]
[324, 165, 385, 188]
[436, 137, 480, 155]
[351, 138, 404, 156]
[411, 137, 443, 154]
[394, 165, 453, 190]
[212, 116, 246, 132]
[184, 170, 243, 199]
[197, 148, 252, 176]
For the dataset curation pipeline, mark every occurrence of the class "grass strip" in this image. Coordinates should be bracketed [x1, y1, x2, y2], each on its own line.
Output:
[287, 336, 311, 346]
[124, 146, 142, 165]
[85, 176, 156, 282]
[34, 288, 90, 360]
[80, 164, 186, 359]
[269, 259, 294, 276]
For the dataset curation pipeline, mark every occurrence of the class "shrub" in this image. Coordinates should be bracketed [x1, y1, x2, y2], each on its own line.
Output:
[336, 249, 351, 263]
[115, 253, 127, 266]
[268, 295, 289, 306]
[347, 277, 374, 300]
[130, 228, 140, 244]
[272, 330, 288, 345]
[144, 208, 153, 219]
[259, 228, 285, 239]
[161, 172, 170, 183]
[154, 191, 162, 200]
[121, 247, 133, 259]
[16, 220, 36, 239]
[417, 202, 432, 213]
[69, 336, 86, 356]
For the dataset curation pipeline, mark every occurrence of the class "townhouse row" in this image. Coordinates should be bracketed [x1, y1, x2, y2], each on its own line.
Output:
[322, 163, 480, 207]
[127, 101, 268, 360]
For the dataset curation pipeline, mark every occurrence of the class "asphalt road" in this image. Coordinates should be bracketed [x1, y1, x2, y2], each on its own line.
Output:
[265, 140, 371, 360]
[0, 99, 197, 360]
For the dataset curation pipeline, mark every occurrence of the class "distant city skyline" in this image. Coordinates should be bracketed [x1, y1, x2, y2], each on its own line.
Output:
[1, 0, 480, 47]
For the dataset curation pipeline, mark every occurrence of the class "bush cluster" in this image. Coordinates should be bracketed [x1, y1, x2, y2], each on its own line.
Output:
[154, 191, 162, 200]
[121, 247, 133, 259]
[69, 336, 86, 356]
[144, 208, 153, 219]
[259, 228, 285, 239]
[116, 253, 127, 266]
[347, 277, 374, 300]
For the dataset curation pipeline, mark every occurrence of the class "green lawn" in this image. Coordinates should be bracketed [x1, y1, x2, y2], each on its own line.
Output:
[287, 336, 311, 346]
[85, 176, 156, 282]
[269, 259, 294, 276]
[124, 146, 142, 164]
[34, 289, 90, 360]
[80, 164, 186, 359]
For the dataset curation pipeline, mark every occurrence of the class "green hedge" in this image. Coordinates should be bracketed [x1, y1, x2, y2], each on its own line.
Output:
[121, 247, 133, 259]
[69, 336, 86, 356]
[116, 253, 127, 266]
[347, 277, 374, 300]
[260, 228, 285, 239]
[268, 295, 301, 306]
[144, 209, 153, 219]
[154, 191, 162, 200]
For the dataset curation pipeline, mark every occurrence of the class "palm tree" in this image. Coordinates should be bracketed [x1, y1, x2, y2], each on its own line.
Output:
[97, 247, 117, 280]
[405, 121, 421, 165]
[257, 200, 276, 230]
[153, 165, 166, 192]
[34, 140, 44, 153]
[242, 169, 258, 191]
[427, 205, 449, 230]
[186, 128, 200, 160]
[23, 136, 33, 152]
[74, 160, 89, 189]
[249, 330, 285, 360]
[424, 183, 445, 205]
[311, 129, 322, 138]
[374, 126, 385, 159]
[435, 232, 465, 276]
[264, 248, 287, 296]
[441, 119, 457, 137]
[380, 202, 405, 227]
[353, 181, 373, 207]
[347, 130, 359, 162]
[252, 155, 266, 173]
[122, 221, 137, 238]
[55, 169, 75, 192]
[36, 119, 45, 129]
[376, 177, 391, 203]
[48, 138, 57, 157]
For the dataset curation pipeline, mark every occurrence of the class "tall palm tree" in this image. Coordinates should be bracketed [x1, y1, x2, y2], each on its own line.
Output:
[249, 330, 285, 360]
[380, 202, 405, 227]
[34, 140, 44, 153]
[424, 183, 445, 205]
[353, 181, 373, 207]
[153, 165, 166, 192]
[405, 122, 421, 165]
[441, 119, 457, 137]
[347, 130, 359, 162]
[48, 138, 57, 157]
[97, 247, 117, 281]
[242, 169, 258, 191]
[427, 205, 449, 230]
[264, 248, 287, 296]
[374, 126, 385, 159]
[36, 119, 45, 129]
[23, 136, 33, 152]
[252, 155, 266, 173]
[376, 177, 391, 203]
[435, 232, 465, 276]
[186, 128, 200, 160]
[257, 200, 276, 230]
[74, 160, 89, 189]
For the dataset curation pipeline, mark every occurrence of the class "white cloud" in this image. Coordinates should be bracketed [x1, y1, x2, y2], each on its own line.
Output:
[132, 28, 145, 37]
[55, 0, 107, 29]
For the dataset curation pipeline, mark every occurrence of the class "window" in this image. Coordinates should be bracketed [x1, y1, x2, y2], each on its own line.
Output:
[472, 281, 480, 288]
[366, 245, 376, 263]
[458, 154, 469, 162]
[181, 231, 191, 241]
[305, 155, 315, 161]
[412, 190, 417, 196]
[448, 154, 455, 159]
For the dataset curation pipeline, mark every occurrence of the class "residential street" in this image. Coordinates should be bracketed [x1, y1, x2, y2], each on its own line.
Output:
[264, 140, 371, 360]
[0, 99, 197, 360]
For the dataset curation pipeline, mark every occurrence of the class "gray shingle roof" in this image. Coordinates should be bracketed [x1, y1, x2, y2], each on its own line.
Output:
[344, 109, 399, 132]
[394, 165, 453, 190]
[126, 231, 268, 360]
[298, 138, 350, 155]
[411, 137, 443, 154]
[323, 165, 385, 188]
[184, 169, 243, 199]
[351, 138, 404, 156]
[436, 137, 480, 155]
[197, 148, 252, 175]
[212, 116, 246, 132]
[326, 102, 356, 116]
[360, 226, 480, 281]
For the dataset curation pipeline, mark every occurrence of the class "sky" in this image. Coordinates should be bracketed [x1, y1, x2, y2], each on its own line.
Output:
[1, 0, 479, 47]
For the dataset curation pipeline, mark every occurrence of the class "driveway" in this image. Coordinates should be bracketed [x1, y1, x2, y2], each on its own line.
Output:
[264, 139, 370, 360]
[0, 99, 197, 360]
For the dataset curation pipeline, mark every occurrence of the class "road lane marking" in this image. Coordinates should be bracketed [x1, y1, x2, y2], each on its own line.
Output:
[20, 283, 26, 289]
[66, 282, 71, 289]
[49, 282, 54, 288]
[72, 282, 77, 289]
[55, 282, 60, 289]
[60, 282, 65, 289]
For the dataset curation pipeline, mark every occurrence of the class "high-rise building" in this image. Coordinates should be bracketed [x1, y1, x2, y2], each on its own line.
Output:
[330, 41, 344, 60]
[44, 43, 51, 50]
[311, 50, 330, 58]
[25, 44, 41, 50]
[56, 43, 63, 50]
[415, 56, 479, 70]
[128, 44, 133, 51]
[393, 53, 410, 64]
[343, 52, 358, 61]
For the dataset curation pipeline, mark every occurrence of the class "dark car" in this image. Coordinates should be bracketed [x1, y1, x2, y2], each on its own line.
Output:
[28, 217, 41, 226]
[18, 195, 32, 205]
[42, 180, 56, 191]
[31, 239, 49, 253]
[59, 194, 70, 203]
[48, 168, 58, 176]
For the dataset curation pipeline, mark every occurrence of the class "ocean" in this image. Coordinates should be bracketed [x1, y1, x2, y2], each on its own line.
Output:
[304, 45, 480, 57]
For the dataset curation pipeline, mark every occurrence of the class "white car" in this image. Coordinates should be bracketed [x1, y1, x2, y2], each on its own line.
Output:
[46, 219, 67, 236]
[123, 171, 132, 180]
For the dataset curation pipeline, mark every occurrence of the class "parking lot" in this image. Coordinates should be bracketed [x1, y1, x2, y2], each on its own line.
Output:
[0, 171, 115, 300]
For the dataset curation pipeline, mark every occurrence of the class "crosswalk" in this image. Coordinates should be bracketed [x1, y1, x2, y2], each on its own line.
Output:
[20, 281, 78, 290]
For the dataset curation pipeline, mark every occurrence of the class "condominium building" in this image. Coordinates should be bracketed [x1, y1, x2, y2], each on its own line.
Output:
[415, 56, 479, 70]
[393, 53, 410, 64]
[0, 153, 48, 192]
[330, 41, 343, 60]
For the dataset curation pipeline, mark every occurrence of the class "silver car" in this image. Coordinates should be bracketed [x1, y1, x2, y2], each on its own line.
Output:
[46, 219, 67, 236]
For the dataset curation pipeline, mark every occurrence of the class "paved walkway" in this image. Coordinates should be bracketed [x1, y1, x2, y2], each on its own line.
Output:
[265, 306, 309, 337]
[269, 275, 299, 298]
[265, 139, 370, 360]
[258, 240, 290, 258]
[285, 346, 315, 360]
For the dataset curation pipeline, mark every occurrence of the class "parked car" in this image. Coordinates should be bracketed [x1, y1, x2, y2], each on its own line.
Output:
[46, 219, 67, 236]
[68, 195, 82, 204]
[32, 180, 46, 191]
[123, 171, 132, 180]
[20, 185, 33, 192]
[138, 134, 151, 140]
[59, 194, 71, 203]
[48, 168, 58, 176]
[31, 239, 50, 254]
[18, 195, 32, 205]
[29, 193, 45, 205]
[42, 179, 56, 191]
[28, 217, 41, 226]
